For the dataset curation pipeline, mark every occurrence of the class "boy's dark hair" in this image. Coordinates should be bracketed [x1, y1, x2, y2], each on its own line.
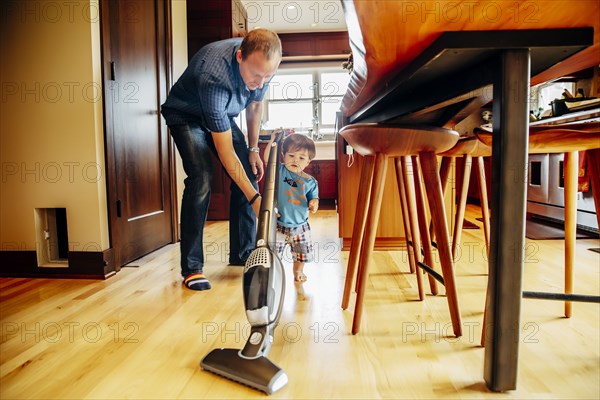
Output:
[239, 28, 282, 61]
[282, 134, 316, 160]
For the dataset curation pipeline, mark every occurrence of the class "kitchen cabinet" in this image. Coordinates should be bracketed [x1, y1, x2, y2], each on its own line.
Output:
[336, 135, 405, 250]
[279, 32, 350, 58]
[186, 0, 247, 60]
[305, 160, 337, 201]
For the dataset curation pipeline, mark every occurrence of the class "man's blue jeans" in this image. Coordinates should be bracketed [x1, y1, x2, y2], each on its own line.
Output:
[169, 121, 257, 277]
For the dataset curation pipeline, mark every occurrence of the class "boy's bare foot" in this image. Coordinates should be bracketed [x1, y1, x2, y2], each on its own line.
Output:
[294, 270, 307, 282]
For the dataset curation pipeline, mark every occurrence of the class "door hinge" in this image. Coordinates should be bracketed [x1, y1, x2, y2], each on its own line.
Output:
[116, 200, 122, 218]
[110, 61, 116, 81]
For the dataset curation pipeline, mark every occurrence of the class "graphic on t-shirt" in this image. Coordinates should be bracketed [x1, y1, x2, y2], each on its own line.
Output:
[277, 163, 318, 227]
[283, 176, 306, 206]
[283, 176, 297, 188]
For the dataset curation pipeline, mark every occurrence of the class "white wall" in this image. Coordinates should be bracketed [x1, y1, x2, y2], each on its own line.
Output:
[0, 0, 109, 253]
[171, 0, 188, 227]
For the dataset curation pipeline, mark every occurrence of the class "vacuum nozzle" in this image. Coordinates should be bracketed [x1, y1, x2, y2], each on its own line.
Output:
[201, 348, 288, 395]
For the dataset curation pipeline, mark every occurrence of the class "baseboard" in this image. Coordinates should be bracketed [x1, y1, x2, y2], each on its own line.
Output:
[467, 196, 482, 206]
[0, 248, 116, 279]
[341, 237, 405, 251]
[319, 199, 337, 210]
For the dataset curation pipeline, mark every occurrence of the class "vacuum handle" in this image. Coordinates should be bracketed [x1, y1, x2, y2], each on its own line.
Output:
[256, 140, 279, 247]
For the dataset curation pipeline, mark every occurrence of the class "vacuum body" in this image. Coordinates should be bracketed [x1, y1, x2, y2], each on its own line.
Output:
[201, 138, 288, 395]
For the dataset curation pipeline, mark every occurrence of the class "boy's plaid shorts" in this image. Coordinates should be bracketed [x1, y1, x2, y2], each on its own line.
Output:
[275, 222, 314, 263]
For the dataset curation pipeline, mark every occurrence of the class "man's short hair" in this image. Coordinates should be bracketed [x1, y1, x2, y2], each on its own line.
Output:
[282, 134, 316, 160]
[239, 28, 282, 61]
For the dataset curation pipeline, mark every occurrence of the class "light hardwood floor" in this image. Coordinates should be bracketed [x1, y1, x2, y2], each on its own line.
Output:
[1, 205, 599, 399]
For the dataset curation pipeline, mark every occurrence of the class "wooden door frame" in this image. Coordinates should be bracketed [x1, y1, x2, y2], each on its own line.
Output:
[164, 0, 180, 243]
[100, 0, 178, 269]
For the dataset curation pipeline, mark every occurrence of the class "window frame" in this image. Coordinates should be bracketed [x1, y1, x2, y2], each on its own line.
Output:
[263, 65, 349, 141]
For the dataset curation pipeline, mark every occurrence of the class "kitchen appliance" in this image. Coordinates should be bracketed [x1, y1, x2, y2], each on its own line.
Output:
[527, 152, 598, 233]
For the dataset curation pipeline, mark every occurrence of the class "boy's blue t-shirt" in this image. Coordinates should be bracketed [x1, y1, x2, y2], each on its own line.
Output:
[277, 163, 319, 228]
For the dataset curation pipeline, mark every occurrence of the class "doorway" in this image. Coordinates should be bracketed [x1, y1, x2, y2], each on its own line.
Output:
[101, 0, 176, 268]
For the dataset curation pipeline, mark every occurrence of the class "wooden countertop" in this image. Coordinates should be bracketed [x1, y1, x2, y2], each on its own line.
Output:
[530, 108, 600, 126]
[341, 0, 600, 119]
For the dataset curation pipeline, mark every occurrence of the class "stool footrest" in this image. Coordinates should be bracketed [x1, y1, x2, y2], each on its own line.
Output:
[523, 291, 600, 303]
[417, 261, 445, 285]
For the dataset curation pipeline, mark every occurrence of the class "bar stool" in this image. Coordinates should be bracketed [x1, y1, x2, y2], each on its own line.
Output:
[340, 123, 462, 336]
[475, 121, 600, 319]
[377, 155, 442, 302]
[438, 137, 492, 259]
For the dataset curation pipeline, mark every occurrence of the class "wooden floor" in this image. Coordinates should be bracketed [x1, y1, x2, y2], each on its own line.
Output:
[1, 205, 599, 399]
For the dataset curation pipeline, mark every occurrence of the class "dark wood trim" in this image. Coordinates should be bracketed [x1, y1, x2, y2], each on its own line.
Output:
[156, 0, 178, 245]
[0, 249, 116, 279]
[99, 0, 120, 271]
[279, 31, 350, 58]
[164, 0, 179, 243]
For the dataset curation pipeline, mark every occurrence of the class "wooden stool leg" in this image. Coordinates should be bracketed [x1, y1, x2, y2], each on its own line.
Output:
[452, 155, 473, 260]
[432, 156, 454, 240]
[410, 156, 439, 296]
[481, 277, 490, 346]
[476, 156, 491, 255]
[586, 149, 600, 230]
[478, 155, 491, 346]
[395, 157, 417, 274]
[352, 154, 389, 334]
[564, 151, 578, 318]
[439, 156, 453, 194]
[342, 156, 375, 310]
[419, 151, 463, 337]
[397, 157, 425, 299]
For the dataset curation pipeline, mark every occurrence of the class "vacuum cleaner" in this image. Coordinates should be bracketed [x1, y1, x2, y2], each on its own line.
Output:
[201, 134, 288, 395]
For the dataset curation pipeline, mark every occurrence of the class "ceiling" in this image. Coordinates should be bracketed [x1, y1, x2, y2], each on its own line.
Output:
[241, 1, 347, 33]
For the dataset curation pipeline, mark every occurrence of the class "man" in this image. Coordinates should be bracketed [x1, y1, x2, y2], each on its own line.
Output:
[161, 28, 281, 291]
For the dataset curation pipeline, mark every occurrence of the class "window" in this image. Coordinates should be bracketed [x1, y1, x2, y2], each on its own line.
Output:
[263, 67, 350, 140]
[533, 81, 576, 116]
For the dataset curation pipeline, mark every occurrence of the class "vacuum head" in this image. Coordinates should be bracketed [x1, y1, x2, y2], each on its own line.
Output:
[201, 348, 288, 395]
[200, 246, 287, 394]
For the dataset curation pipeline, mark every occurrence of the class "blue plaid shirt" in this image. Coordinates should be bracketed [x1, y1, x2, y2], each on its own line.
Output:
[161, 38, 270, 132]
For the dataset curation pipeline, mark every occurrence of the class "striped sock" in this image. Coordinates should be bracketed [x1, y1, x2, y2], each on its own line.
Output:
[183, 272, 211, 291]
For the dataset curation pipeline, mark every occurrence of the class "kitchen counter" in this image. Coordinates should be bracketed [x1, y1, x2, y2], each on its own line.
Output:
[530, 107, 600, 126]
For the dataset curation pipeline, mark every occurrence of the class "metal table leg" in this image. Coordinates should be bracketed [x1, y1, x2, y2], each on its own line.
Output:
[484, 49, 531, 391]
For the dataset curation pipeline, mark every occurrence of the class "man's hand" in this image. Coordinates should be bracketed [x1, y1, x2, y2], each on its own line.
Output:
[250, 151, 264, 182]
